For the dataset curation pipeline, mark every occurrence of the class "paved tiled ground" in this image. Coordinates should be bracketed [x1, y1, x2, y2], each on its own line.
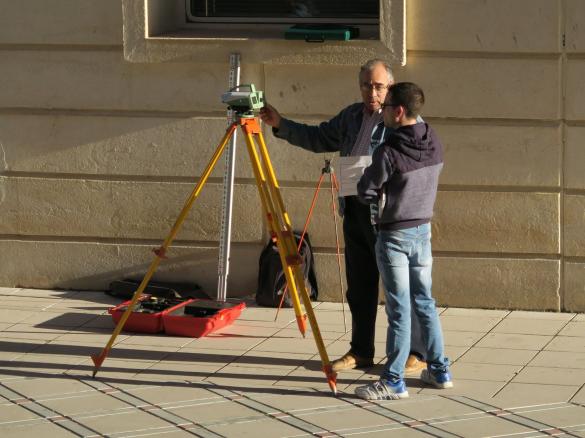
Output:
[0, 287, 584, 437]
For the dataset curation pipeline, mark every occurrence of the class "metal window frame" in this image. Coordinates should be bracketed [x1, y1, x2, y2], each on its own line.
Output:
[185, 0, 379, 24]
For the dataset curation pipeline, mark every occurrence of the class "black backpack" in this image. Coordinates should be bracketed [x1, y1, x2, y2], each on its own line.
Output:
[256, 232, 318, 307]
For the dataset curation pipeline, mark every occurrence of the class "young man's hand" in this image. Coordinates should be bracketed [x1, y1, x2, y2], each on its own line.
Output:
[259, 104, 282, 129]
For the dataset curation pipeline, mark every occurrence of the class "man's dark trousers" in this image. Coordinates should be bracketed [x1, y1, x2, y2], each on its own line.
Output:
[343, 196, 425, 360]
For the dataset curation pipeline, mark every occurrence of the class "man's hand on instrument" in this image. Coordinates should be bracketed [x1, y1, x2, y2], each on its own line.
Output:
[259, 103, 282, 129]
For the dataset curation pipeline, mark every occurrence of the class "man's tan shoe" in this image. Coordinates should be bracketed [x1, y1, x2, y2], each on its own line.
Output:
[404, 354, 427, 377]
[331, 351, 374, 372]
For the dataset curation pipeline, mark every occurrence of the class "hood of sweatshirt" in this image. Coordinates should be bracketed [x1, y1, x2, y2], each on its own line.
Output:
[386, 122, 443, 172]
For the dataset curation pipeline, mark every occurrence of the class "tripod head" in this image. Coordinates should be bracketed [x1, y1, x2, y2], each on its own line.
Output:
[221, 84, 265, 118]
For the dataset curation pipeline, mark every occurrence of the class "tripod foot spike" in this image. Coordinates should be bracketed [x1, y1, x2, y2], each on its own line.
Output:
[323, 364, 337, 395]
[91, 350, 108, 378]
[296, 314, 307, 337]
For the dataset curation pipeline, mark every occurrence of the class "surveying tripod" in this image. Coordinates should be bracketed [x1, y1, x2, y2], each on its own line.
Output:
[90, 113, 338, 394]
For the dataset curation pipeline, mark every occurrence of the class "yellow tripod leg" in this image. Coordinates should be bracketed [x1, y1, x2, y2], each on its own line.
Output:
[254, 129, 337, 394]
[241, 118, 336, 394]
[240, 120, 307, 336]
[91, 122, 238, 377]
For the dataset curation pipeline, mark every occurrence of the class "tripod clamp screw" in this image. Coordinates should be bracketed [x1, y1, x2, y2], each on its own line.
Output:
[322, 159, 333, 174]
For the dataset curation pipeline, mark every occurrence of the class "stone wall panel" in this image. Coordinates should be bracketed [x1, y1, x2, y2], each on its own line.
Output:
[0, 0, 122, 46]
[433, 192, 559, 254]
[0, 177, 262, 242]
[407, 0, 560, 53]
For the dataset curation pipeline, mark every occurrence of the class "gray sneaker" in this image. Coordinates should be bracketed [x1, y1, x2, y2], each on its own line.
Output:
[421, 368, 453, 389]
[355, 379, 409, 401]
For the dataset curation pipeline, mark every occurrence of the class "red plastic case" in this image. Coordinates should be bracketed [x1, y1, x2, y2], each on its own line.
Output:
[108, 295, 185, 334]
[162, 300, 246, 338]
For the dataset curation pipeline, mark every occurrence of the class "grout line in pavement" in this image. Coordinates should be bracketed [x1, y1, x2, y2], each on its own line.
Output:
[493, 312, 581, 397]
[337, 394, 464, 438]
[207, 384, 341, 437]
[447, 395, 583, 438]
[79, 378, 223, 438]
[0, 381, 102, 436]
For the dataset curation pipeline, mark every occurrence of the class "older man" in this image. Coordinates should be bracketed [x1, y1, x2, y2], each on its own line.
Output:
[259, 59, 426, 374]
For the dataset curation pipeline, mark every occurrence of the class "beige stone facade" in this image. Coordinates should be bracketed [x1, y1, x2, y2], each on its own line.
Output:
[0, 0, 583, 311]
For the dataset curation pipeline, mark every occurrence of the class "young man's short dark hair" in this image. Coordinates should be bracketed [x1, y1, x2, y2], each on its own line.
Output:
[388, 82, 425, 119]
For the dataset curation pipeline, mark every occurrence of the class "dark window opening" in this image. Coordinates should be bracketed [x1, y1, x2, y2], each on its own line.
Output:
[187, 0, 379, 23]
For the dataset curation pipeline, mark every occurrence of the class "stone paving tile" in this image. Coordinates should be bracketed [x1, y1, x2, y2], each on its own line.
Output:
[2, 324, 71, 341]
[0, 354, 88, 382]
[7, 288, 74, 299]
[457, 347, 538, 366]
[55, 329, 131, 344]
[491, 382, 580, 407]
[439, 315, 504, 332]
[512, 366, 585, 385]
[77, 409, 173, 437]
[18, 311, 99, 327]
[302, 402, 403, 432]
[491, 317, 569, 336]
[441, 308, 510, 318]
[445, 345, 469, 362]
[0, 310, 37, 324]
[41, 391, 132, 417]
[231, 350, 315, 370]
[559, 321, 585, 337]
[450, 362, 522, 382]
[442, 330, 486, 347]
[4, 376, 93, 399]
[518, 403, 585, 431]
[418, 379, 504, 399]
[120, 383, 221, 407]
[572, 385, 585, 404]
[529, 350, 585, 369]
[0, 421, 75, 438]
[506, 310, 576, 320]
[383, 395, 482, 422]
[207, 416, 311, 438]
[204, 365, 291, 388]
[434, 415, 536, 437]
[0, 403, 39, 424]
[251, 335, 326, 354]
[475, 332, 553, 350]
[545, 335, 585, 352]
[0, 338, 41, 360]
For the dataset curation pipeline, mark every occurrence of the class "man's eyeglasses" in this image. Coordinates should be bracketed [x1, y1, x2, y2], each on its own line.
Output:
[360, 83, 389, 93]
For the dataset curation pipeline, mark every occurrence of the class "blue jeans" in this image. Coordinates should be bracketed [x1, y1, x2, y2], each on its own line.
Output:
[375, 223, 449, 382]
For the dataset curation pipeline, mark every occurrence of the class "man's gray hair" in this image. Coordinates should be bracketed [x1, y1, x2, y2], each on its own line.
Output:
[359, 59, 394, 83]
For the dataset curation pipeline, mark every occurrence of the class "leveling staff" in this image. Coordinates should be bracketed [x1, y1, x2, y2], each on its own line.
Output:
[259, 59, 426, 375]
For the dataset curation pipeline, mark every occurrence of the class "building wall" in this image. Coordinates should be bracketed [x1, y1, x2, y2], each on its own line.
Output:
[0, 0, 583, 311]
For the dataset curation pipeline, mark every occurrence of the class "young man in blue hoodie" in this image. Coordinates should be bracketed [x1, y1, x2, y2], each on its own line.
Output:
[355, 82, 452, 400]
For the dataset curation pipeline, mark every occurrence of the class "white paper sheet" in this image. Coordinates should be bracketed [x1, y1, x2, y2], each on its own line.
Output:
[337, 155, 372, 197]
